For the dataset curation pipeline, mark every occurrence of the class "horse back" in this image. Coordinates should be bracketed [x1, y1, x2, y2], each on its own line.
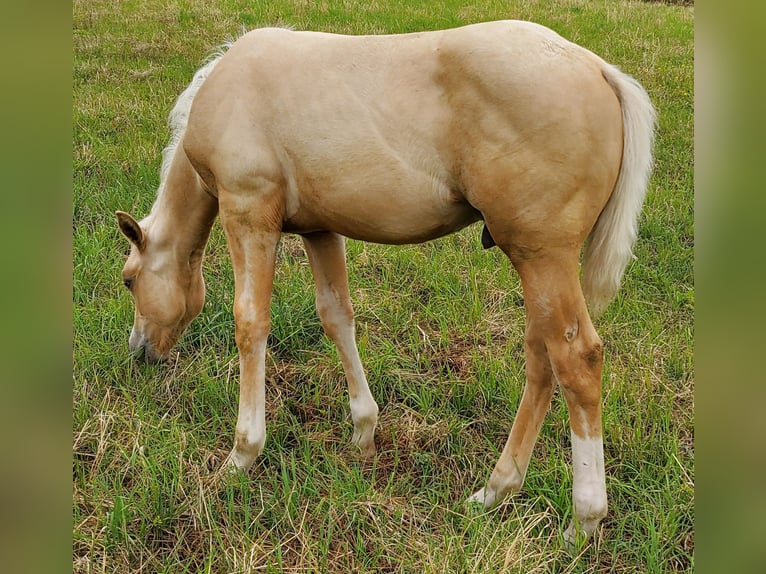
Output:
[184, 21, 622, 244]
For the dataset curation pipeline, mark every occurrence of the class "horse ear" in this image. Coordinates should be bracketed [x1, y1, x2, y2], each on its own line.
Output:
[116, 211, 146, 251]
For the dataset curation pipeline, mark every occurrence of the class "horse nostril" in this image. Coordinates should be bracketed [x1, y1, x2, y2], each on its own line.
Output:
[128, 332, 168, 365]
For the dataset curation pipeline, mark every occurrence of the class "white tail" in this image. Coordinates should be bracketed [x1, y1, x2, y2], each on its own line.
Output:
[582, 64, 656, 317]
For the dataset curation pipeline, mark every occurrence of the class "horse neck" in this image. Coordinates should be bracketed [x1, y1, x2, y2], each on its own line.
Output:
[147, 147, 218, 264]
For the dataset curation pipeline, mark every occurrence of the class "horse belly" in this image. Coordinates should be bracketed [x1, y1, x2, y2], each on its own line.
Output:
[284, 168, 480, 244]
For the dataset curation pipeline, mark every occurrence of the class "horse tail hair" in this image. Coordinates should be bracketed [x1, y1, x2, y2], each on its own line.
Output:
[581, 64, 656, 317]
[157, 41, 235, 194]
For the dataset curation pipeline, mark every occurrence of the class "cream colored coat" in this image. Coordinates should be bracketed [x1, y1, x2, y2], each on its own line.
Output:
[117, 21, 655, 544]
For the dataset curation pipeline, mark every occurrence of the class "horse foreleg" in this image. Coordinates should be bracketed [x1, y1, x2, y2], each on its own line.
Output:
[219, 188, 282, 471]
[303, 231, 379, 457]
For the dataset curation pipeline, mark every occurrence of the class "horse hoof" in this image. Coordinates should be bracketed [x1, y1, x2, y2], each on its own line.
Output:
[467, 487, 486, 505]
[562, 520, 591, 553]
[220, 448, 256, 475]
[465, 488, 493, 515]
[361, 444, 377, 459]
[351, 426, 377, 459]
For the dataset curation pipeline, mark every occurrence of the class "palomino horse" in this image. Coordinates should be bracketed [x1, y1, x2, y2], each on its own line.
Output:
[116, 21, 655, 543]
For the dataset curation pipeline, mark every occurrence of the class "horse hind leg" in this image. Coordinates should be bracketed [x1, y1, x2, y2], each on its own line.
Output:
[467, 313, 557, 507]
[523, 252, 608, 542]
[473, 247, 608, 542]
[302, 231, 379, 457]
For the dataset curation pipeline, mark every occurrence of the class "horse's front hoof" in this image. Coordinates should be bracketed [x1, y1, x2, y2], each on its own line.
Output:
[466, 485, 500, 510]
[358, 441, 377, 459]
[221, 444, 259, 474]
[466, 487, 486, 506]
[351, 424, 377, 459]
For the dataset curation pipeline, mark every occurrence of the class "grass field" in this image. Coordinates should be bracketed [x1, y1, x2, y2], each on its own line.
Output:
[73, 1, 694, 572]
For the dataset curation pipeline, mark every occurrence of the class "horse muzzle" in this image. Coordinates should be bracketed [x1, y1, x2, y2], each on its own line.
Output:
[129, 326, 168, 364]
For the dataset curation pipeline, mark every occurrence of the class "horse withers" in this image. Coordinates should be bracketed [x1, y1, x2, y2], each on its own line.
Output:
[116, 21, 655, 543]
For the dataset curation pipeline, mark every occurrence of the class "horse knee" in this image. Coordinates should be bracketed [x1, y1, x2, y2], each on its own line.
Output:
[234, 310, 270, 350]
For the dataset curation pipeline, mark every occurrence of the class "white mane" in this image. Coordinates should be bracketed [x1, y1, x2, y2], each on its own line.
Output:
[156, 43, 234, 198]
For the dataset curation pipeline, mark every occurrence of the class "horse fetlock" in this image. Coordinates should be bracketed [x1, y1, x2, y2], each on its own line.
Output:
[350, 396, 378, 426]
[563, 475, 607, 547]
[491, 475, 522, 506]
[573, 482, 608, 525]
[466, 483, 503, 509]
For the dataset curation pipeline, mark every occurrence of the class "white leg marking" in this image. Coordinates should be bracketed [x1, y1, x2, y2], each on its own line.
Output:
[466, 488, 486, 505]
[564, 432, 607, 544]
[305, 233, 379, 457]
[467, 451, 529, 510]
[332, 323, 377, 455]
[227, 338, 268, 471]
[467, 487, 492, 508]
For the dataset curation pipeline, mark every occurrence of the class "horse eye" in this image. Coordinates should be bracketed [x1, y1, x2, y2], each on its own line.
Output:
[123, 278, 134, 290]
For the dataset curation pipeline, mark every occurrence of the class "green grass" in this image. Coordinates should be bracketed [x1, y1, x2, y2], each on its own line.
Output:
[73, 1, 693, 572]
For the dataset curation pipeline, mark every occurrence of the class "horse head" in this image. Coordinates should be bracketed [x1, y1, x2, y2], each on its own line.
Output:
[116, 210, 206, 363]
